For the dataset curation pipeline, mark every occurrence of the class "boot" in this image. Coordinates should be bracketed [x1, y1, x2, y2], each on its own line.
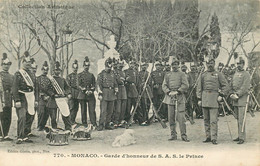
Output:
[203, 138, 211, 143]
[233, 137, 239, 142]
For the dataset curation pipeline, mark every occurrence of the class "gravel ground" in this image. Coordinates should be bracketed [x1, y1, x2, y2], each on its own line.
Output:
[0, 106, 259, 166]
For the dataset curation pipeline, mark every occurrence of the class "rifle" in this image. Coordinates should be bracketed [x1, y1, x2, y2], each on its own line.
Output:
[128, 69, 152, 126]
[146, 88, 167, 128]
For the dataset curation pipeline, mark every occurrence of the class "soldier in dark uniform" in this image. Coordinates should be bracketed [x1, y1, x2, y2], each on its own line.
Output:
[97, 58, 118, 130]
[162, 58, 190, 142]
[50, 61, 72, 130]
[24, 58, 38, 138]
[187, 63, 200, 120]
[124, 60, 139, 123]
[36, 61, 56, 131]
[151, 61, 166, 120]
[67, 60, 80, 124]
[230, 57, 251, 144]
[12, 51, 36, 144]
[197, 59, 230, 145]
[112, 59, 127, 127]
[0, 53, 14, 141]
[138, 62, 153, 126]
[77, 57, 97, 127]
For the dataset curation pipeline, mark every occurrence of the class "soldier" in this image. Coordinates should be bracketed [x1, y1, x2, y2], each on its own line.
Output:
[97, 58, 118, 131]
[36, 61, 56, 131]
[77, 57, 97, 127]
[196, 59, 230, 145]
[12, 51, 37, 144]
[24, 58, 38, 138]
[67, 60, 80, 124]
[50, 61, 72, 130]
[138, 62, 153, 126]
[218, 62, 224, 72]
[124, 60, 139, 123]
[151, 61, 166, 121]
[0, 53, 14, 141]
[162, 58, 190, 142]
[230, 57, 251, 144]
[186, 63, 200, 121]
[112, 59, 127, 128]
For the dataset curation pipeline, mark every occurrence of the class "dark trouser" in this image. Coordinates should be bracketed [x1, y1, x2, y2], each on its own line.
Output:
[168, 104, 187, 139]
[61, 115, 72, 130]
[202, 107, 218, 140]
[0, 106, 12, 137]
[16, 97, 28, 139]
[68, 98, 79, 124]
[99, 100, 114, 126]
[79, 98, 97, 125]
[24, 111, 35, 136]
[37, 104, 48, 130]
[141, 97, 150, 122]
[45, 108, 57, 129]
[125, 97, 137, 122]
[234, 106, 246, 140]
[117, 99, 127, 124]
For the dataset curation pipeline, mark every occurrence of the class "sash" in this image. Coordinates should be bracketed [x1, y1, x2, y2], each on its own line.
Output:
[48, 75, 64, 96]
[19, 69, 34, 87]
[55, 97, 70, 117]
[48, 75, 69, 117]
[18, 69, 35, 115]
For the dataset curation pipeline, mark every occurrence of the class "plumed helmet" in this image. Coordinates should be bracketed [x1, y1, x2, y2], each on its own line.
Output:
[72, 60, 78, 69]
[105, 57, 113, 68]
[54, 61, 61, 71]
[171, 57, 180, 65]
[83, 56, 90, 66]
[238, 57, 245, 64]
[30, 58, 37, 69]
[42, 61, 49, 70]
[22, 51, 31, 63]
[1, 53, 12, 65]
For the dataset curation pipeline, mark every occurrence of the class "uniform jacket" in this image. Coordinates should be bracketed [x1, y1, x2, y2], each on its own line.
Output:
[0, 71, 14, 107]
[12, 69, 36, 103]
[67, 72, 80, 99]
[231, 70, 251, 107]
[151, 70, 165, 95]
[124, 68, 138, 98]
[77, 70, 96, 100]
[47, 75, 71, 108]
[196, 70, 230, 108]
[114, 69, 127, 100]
[138, 70, 153, 99]
[36, 74, 55, 106]
[162, 70, 189, 105]
[97, 70, 118, 101]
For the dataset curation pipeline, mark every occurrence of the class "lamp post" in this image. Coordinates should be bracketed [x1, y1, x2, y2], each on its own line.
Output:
[63, 24, 73, 76]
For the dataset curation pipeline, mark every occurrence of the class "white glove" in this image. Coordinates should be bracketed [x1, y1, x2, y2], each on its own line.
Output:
[198, 101, 202, 106]
[169, 91, 178, 97]
[15, 101, 22, 108]
[230, 94, 239, 100]
[67, 94, 72, 99]
[217, 96, 223, 102]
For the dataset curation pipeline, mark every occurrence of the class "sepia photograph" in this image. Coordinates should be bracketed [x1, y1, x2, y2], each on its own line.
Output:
[0, 0, 259, 165]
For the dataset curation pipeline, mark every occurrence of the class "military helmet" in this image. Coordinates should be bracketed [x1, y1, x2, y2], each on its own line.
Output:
[1, 53, 12, 65]
[72, 60, 78, 69]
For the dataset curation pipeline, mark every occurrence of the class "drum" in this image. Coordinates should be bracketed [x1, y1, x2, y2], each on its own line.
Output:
[47, 130, 70, 146]
[72, 124, 93, 141]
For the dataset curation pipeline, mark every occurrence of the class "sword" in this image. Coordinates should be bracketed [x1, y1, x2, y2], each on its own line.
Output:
[242, 94, 250, 132]
[223, 97, 237, 119]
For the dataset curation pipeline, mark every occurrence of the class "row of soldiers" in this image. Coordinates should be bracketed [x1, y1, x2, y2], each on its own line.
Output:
[0, 51, 257, 145]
